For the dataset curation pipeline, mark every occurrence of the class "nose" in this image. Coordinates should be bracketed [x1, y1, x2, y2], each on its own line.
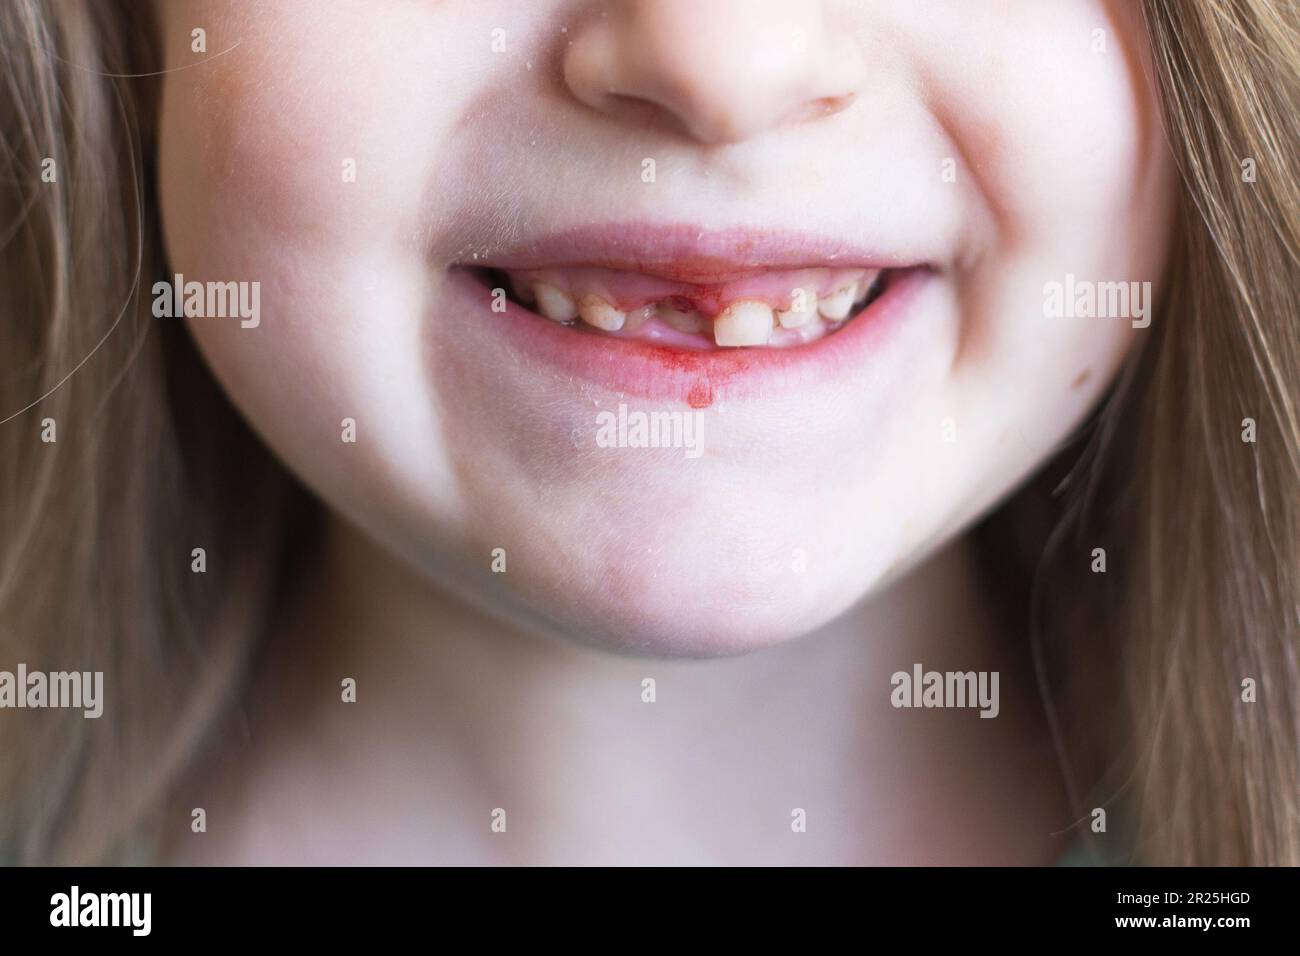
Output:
[563, 0, 867, 146]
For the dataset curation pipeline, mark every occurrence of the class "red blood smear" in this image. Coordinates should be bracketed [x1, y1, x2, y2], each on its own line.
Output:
[687, 381, 714, 409]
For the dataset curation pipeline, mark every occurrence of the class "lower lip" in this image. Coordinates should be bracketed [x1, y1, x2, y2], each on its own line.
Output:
[447, 267, 935, 407]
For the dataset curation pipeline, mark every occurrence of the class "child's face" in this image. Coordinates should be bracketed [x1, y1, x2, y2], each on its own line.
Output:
[157, 1, 1174, 654]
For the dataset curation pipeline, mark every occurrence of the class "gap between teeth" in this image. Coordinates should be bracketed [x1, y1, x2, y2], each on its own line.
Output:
[523, 276, 881, 347]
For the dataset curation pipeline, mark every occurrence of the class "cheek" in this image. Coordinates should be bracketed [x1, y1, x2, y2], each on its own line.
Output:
[154, 3, 463, 513]
[895, 0, 1175, 526]
[932, 2, 1174, 372]
[156, 5, 440, 264]
[922, 0, 1163, 232]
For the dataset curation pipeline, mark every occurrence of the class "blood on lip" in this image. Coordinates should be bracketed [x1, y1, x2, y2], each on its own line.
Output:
[686, 381, 714, 409]
[637, 346, 769, 406]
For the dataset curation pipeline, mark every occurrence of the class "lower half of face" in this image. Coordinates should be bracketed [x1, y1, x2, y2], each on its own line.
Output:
[159, 0, 1174, 655]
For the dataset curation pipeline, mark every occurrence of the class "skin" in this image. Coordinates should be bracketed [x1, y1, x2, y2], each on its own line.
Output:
[154, 1, 1175, 863]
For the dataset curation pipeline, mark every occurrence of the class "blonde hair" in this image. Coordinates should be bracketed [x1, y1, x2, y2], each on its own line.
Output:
[0, 0, 308, 863]
[1125, 0, 1299, 863]
[1, 0, 1296, 864]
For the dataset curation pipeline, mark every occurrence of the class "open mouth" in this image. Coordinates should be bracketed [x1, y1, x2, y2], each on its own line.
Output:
[465, 264, 891, 350]
[444, 225, 936, 405]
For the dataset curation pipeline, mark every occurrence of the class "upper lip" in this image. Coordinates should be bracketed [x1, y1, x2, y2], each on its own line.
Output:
[462, 222, 916, 283]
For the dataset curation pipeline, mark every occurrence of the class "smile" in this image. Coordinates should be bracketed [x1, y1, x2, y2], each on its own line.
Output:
[446, 223, 937, 405]
[471, 263, 889, 349]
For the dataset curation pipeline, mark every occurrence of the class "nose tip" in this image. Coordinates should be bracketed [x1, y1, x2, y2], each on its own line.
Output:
[563, 1, 866, 146]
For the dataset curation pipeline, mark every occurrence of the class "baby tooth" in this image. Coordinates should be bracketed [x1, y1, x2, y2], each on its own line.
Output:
[713, 300, 775, 347]
[657, 303, 704, 334]
[623, 305, 655, 333]
[856, 269, 882, 303]
[535, 283, 577, 322]
[818, 285, 857, 321]
[578, 296, 626, 332]
[776, 289, 818, 328]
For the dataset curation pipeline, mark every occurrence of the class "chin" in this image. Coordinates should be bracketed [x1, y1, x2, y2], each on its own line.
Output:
[506, 543, 872, 659]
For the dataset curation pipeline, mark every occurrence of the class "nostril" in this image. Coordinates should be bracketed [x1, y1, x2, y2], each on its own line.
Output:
[562, 5, 867, 147]
[784, 93, 858, 127]
[583, 87, 857, 147]
[814, 93, 856, 115]
[598, 91, 694, 136]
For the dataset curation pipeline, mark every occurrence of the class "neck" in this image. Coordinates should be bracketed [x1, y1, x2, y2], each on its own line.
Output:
[200, 516, 1068, 865]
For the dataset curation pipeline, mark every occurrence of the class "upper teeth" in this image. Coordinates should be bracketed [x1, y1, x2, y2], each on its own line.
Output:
[507, 269, 886, 345]
[623, 305, 656, 333]
[657, 303, 705, 334]
[776, 288, 818, 328]
[713, 300, 775, 347]
[578, 295, 626, 332]
[817, 285, 857, 321]
[535, 283, 578, 323]
[856, 269, 883, 304]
